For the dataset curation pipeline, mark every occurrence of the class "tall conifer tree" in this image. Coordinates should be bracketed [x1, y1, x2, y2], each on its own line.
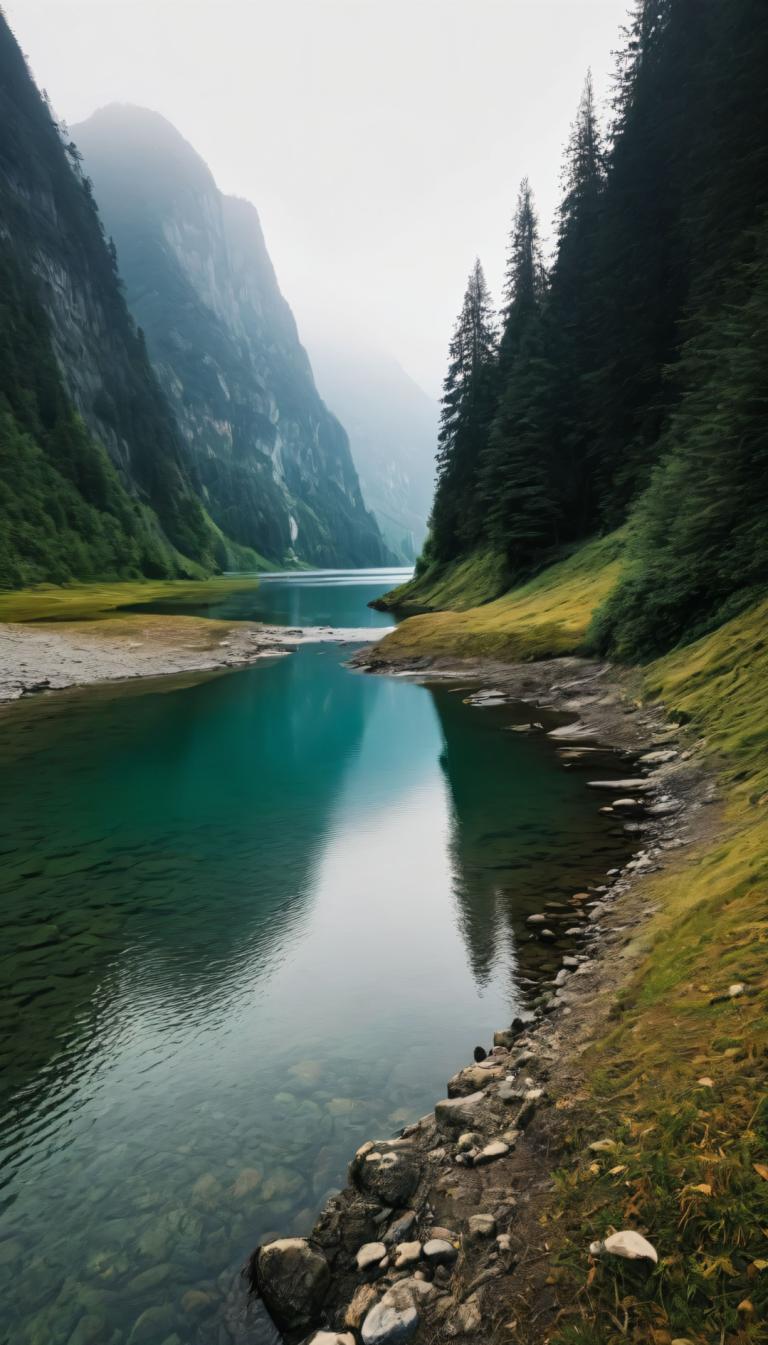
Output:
[429, 260, 497, 562]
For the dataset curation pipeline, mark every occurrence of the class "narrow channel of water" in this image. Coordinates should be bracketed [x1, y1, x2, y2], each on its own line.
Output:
[0, 571, 631, 1345]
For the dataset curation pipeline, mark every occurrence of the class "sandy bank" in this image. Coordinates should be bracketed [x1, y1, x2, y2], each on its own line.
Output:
[0, 614, 377, 704]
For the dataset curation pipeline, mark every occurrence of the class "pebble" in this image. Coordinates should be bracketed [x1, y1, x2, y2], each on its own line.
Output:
[474, 1140, 509, 1165]
[467, 1213, 497, 1239]
[357, 1241, 387, 1271]
[392, 1241, 421, 1269]
[422, 1238, 458, 1265]
[384, 1211, 416, 1245]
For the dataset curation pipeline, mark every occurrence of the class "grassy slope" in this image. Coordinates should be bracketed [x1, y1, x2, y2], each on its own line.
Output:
[0, 576, 263, 623]
[375, 548, 511, 613]
[382, 540, 768, 1341]
[376, 532, 625, 661]
[545, 603, 768, 1344]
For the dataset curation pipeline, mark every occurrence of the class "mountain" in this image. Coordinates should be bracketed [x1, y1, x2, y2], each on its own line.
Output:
[72, 105, 390, 570]
[0, 13, 221, 586]
[306, 339, 436, 564]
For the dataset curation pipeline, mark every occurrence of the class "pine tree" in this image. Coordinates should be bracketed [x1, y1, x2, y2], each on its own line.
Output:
[478, 182, 557, 569]
[498, 179, 545, 376]
[547, 70, 607, 532]
[429, 260, 497, 563]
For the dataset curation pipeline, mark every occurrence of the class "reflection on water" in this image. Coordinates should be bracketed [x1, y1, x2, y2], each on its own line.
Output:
[0, 573, 631, 1344]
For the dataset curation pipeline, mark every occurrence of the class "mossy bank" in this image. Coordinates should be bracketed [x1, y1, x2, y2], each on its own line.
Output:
[326, 538, 768, 1345]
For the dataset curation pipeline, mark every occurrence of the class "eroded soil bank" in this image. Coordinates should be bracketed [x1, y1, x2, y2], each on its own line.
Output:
[247, 652, 717, 1345]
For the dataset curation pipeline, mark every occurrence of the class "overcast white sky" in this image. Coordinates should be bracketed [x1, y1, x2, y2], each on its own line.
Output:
[6, 0, 627, 395]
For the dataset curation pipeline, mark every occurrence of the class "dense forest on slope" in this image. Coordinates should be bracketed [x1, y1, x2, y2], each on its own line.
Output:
[73, 106, 390, 570]
[0, 12, 223, 586]
[413, 0, 768, 658]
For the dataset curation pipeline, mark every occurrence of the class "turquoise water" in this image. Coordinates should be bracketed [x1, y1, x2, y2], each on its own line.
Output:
[0, 571, 630, 1345]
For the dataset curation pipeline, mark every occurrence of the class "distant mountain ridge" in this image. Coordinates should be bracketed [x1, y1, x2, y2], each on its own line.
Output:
[73, 104, 391, 569]
[307, 339, 436, 564]
[0, 13, 220, 585]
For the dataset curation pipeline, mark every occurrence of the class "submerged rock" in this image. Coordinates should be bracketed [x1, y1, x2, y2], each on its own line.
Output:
[255, 1237, 330, 1330]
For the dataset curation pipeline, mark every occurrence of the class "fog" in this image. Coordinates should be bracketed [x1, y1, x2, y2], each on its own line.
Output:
[6, 0, 626, 395]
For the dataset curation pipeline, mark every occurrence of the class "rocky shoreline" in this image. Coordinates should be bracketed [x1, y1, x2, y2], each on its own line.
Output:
[0, 617, 375, 705]
[245, 652, 714, 1345]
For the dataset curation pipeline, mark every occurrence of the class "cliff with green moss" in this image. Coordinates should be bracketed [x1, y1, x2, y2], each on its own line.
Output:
[72, 105, 390, 571]
[0, 14, 225, 587]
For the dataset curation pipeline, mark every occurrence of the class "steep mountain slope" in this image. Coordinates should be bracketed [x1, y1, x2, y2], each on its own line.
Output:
[0, 13, 218, 585]
[73, 105, 390, 569]
[306, 339, 436, 563]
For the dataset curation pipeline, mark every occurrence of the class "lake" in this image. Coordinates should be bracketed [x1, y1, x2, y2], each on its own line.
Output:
[0, 570, 630, 1345]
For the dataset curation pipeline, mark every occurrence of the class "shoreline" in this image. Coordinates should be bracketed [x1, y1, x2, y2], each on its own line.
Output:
[0, 615, 378, 705]
[0, 614, 723, 1343]
[247, 646, 717, 1344]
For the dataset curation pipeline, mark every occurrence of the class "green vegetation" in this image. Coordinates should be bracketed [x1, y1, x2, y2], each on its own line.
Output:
[545, 600, 768, 1345]
[0, 15, 221, 585]
[377, 532, 624, 662]
[394, 0, 768, 660]
[0, 250, 189, 588]
[0, 575, 262, 623]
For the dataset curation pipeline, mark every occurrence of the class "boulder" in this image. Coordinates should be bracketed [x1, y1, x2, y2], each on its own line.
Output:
[352, 1149, 421, 1206]
[447, 1063, 505, 1096]
[361, 1280, 433, 1345]
[435, 1092, 486, 1130]
[255, 1238, 330, 1330]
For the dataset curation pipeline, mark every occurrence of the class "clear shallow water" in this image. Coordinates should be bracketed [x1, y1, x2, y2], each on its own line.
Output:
[0, 571, 630, 1345]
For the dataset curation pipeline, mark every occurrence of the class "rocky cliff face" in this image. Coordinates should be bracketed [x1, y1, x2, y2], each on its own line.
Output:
[307, 339, 437, 563]
[73, 105, 390, 569]
[0, 15, 216, 581]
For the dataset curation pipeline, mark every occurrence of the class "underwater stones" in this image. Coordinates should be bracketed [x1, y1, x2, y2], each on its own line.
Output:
[263, 1165, 306, 1202]
[435, 1091, 485, 1130]
[232, 1167, 262, 1198]
[289, 1059, 324, 1088]
[180, 1288, 216, 1316]
[125, 1263, 172, 1295]
[352, 1149, 421, 1206]
[66, 1313, 109, 1345]
[127, 1304, 176, 1345]
[191, 1172, 222, 1205]
[256, 1238, 330, 1331]
[326, 1097, 359, 1117]
[0, 1238, 21, 1269]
